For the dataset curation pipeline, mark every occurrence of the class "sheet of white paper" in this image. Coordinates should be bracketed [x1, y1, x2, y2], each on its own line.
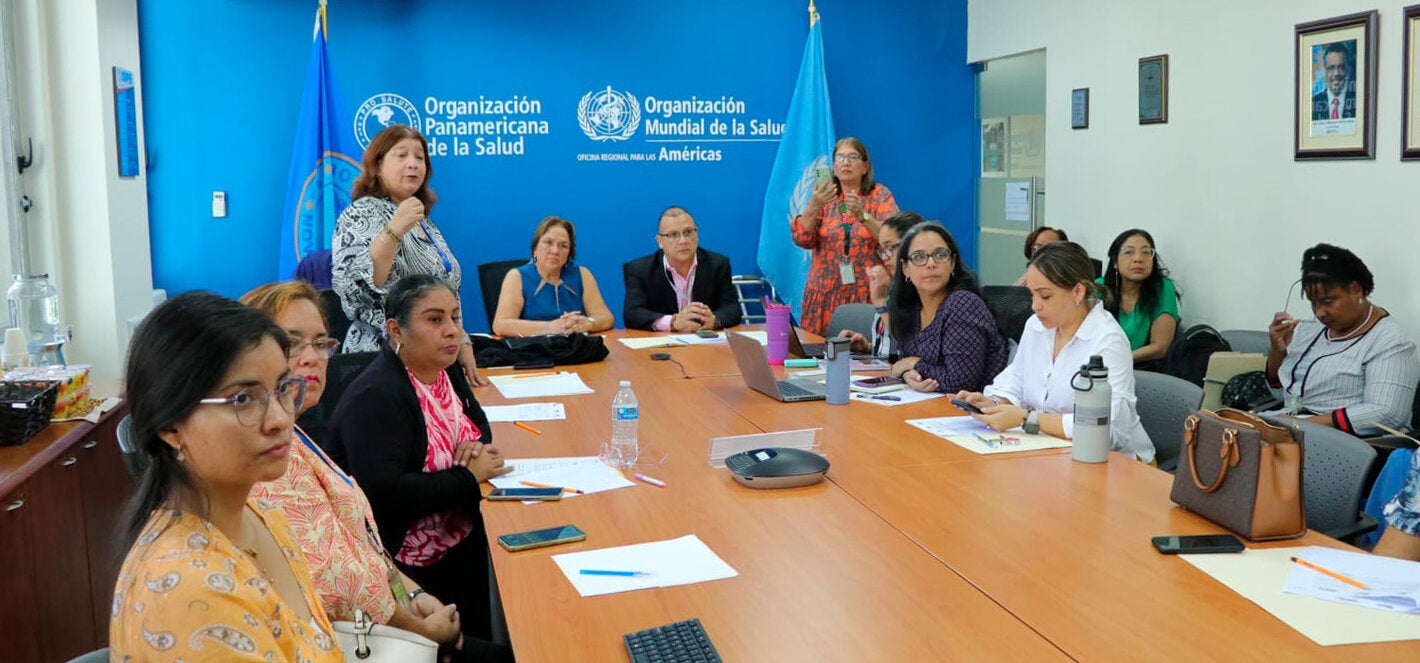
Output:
[1283, 546, 1420, 614]
[1182, 546, 1420, 646]
[483, 402, 567, 423]
[490, 456, 607, 486]
[1004, 180, 1031, 222]
[490, 372, 594, 399]
[552, 534, 738, 597]
[904, 416, 1072, 454]
[506, 463, 635, 497]
[850, 390, 946, 407]
[617, 336, 689, 350]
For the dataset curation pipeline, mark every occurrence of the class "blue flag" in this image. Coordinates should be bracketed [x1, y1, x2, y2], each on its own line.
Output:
[757, 5, 835, 319]
[278, 4, 360, 278]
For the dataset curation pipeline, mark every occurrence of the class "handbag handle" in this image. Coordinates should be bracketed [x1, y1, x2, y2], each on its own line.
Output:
[1183, 415, 1241, 493]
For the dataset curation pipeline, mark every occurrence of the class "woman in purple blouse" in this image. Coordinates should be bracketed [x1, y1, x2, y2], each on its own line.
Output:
[887, 222, 1008, 393]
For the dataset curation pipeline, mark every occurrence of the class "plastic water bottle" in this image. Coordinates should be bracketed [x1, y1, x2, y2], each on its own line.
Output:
[610, 380, 639, 468]
[6, 275, 61, 354]
[1071, 355, 1111, 463]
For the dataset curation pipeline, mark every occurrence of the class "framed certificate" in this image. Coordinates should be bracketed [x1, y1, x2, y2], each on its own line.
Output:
[1138, 55, 1168, 124]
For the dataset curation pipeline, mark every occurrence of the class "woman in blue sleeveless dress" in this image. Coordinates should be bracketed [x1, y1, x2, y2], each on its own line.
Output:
[492, 216, 615, 336]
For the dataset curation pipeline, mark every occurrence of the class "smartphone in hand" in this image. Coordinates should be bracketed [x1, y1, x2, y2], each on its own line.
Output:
[950, 398, 985, 415]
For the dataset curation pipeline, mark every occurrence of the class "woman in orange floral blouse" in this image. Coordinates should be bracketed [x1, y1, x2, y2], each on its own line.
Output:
[791, 137, 899, 336]
[243, 280, 512, 663]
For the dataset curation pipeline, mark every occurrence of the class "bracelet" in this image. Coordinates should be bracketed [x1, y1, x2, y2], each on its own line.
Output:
[380, 225, 402, 244]
[407, 588, 427, 602]
[545, 321, 552, 335]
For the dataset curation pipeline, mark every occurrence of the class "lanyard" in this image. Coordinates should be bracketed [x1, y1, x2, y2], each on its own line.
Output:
[663, 259, 697, 310]
[294, 427, 352, 487]
[1287, 325, 1365, 401]
[419, 220, 454, 276]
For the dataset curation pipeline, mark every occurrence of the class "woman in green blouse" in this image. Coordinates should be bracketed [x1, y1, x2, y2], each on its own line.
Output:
[1098, 229, 1179, 367]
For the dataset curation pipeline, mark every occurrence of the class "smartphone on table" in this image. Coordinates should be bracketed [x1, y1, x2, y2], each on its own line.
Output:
[497, 524, 587, 552]
[487, 487, 564, 501]
[1151, 534, 1244, 554]
[695, 329, 719, 339]
[851, 376, 905, 394]
[950, 398, 985, 415]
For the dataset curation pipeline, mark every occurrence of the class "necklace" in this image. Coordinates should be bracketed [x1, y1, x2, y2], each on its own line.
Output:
[1327, 303, 1374, 342]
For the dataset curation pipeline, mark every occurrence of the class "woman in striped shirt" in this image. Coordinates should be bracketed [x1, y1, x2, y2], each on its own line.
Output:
[1267, 243, 1419, 436]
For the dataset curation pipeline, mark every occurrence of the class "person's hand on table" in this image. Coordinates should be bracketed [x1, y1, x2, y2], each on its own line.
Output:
[843, 330, 870, 354]
[952, 391, 1002, 409]
[901, 368, 938, 393]
[973, 403, 1027, 433]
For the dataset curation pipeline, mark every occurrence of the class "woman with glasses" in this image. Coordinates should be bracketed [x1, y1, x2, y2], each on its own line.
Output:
[329, 274, 513, 644]
[1266, 243, 1417, 436]
[884, 222, 1008, 393]
[242, 281, 511, 661]
[791, 137, 899, 336]
[842, 211, 926, 356]
[110, 292, 342, 660]
[955, 242, 1155, 463]
[493, 215, 615, 336]
[1098, 229, 1179, 367]
[333, 125, 487, 386]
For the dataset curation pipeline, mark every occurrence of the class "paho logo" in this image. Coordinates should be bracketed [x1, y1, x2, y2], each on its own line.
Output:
[354, 93, 422, 148]
[789, 155, 832, 217]
[577, 86, 640, 141]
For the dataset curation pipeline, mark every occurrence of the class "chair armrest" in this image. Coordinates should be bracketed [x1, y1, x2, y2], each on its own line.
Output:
[1320, 512, 1380, 543]
[1363, 435, 1419, 452]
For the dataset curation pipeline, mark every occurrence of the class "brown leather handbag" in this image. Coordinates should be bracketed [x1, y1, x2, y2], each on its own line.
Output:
[1169, 408, 1306, 541]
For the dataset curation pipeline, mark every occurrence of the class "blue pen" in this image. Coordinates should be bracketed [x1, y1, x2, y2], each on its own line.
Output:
[870, 394, 901, 401]
[972, 433, 998, 448]
[579, 569, 653, 577]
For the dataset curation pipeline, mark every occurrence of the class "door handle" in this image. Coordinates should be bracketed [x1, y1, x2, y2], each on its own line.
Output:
[83, 440, 98, 450]
[6, 495, 24, 511]
[62, 456, 78, 467]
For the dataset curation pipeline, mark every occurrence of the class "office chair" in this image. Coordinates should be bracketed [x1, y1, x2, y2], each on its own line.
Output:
[731, 274, 779, 323]
[981, 285, 1033, 343]
[65, 648, 109, 663]
[116, 414, 146, 482]
[1132, 370, 1202, 473]
[1219, 329, 1270, 355]
[316, 288, 353, 347]
[826, 303, 876, 339]
[296, 351, 379, 446]
[1292, 420, 1380, 543]
[477, 259, 527, 329]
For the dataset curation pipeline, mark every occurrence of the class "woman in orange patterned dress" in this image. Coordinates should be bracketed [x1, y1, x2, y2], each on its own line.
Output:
[110, 293, 342, 662]
[790, 137, 899, 336]
[243, 280, 512, 663]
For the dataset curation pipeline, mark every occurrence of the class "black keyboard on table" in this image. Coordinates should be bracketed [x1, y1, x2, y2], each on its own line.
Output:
[623, 617, 723, 663]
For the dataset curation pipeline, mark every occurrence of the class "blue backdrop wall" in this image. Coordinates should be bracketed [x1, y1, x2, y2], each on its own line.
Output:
[138, 0, 974, 332]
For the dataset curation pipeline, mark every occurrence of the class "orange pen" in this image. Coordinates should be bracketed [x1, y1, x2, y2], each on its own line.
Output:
[521, 480, 584, 495]
[1290, 556, 1369, 590]
[514, 421, 542, 435]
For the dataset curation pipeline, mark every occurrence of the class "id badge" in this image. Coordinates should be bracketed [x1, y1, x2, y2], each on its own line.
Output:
[838, 261, 857, 285]
[390, 570, 410, 610]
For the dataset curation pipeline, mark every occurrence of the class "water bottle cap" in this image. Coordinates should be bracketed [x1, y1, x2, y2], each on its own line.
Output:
[619, 380, 631, 387]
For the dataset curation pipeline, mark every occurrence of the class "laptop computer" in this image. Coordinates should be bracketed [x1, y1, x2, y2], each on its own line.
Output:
[726, 331, 827, 402]
[786, 322, 882, 361]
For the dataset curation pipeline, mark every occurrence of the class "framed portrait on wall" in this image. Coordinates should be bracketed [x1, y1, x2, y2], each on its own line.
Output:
[1294, 11, 1377, 160]
[1403, 5, 1420, 159]
[1138, 55, 1168, 124]
[981, 117, 1008, 178]
[1072, 88, 1089, 129]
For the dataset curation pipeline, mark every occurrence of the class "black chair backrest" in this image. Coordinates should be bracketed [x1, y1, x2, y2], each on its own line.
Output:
[317, 289, 353, 346]
[477, 259, 527, 329]
[980, 286, 1033, 342]
[296, 351, 378, 447]
[1163, 324, 1230, 387]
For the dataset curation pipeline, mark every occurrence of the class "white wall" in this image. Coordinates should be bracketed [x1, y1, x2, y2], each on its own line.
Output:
[969, 0, 1420, 335]
[10, 0, 153, 378]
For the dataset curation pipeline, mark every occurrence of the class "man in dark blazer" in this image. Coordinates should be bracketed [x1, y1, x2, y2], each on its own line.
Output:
[1311, 42, 1356, 121]
[622, 206, 742, 331]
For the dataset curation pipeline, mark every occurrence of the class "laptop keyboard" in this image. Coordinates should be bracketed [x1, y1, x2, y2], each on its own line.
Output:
[623, 617, 723, 662]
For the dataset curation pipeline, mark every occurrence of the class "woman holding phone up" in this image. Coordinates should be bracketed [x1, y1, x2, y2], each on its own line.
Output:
[791, 137, 899, 336]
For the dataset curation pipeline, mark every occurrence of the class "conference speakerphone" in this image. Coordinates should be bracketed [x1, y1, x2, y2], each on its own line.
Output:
[726, 447, 829, 489]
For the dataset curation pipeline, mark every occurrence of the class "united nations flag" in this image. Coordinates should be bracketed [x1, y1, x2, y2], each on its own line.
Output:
[278, 2, 360, 279]
[758, 2, 835, 319]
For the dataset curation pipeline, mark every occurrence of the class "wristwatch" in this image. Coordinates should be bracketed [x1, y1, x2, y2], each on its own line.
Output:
[1022, 408, 1040, 435]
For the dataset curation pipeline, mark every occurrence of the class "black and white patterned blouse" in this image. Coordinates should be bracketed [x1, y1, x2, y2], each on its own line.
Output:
[331, 196, 463, 352]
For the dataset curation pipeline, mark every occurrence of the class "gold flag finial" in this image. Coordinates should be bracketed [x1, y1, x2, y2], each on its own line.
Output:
[808, 0, 819, 27]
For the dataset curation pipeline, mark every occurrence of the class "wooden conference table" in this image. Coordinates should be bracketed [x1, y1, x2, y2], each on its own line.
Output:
[477, 329, 1419, 662]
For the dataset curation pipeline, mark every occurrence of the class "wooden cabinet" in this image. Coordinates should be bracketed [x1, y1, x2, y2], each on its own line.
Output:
[0, 404, 128, 662]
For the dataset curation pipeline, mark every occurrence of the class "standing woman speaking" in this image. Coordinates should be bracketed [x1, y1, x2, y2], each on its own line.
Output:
[332, 124, 486, 385]
[791, 137, 899, 336]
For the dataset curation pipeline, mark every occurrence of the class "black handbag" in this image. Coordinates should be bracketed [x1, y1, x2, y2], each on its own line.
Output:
[472, 332, 609, 367]
[1221, 371, 1283, 412]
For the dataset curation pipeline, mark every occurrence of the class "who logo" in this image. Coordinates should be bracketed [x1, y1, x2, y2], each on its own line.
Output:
[577, 86, 640, 141]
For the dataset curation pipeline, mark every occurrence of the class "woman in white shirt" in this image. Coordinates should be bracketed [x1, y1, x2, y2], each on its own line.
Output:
[955, 241, 1155, 463]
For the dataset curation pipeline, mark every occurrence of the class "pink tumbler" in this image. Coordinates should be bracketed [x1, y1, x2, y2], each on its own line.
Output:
[765, 303, 791, 365]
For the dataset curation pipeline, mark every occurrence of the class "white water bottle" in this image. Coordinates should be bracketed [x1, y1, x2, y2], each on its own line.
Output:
[1071, 355, 1111, 463]
[610, 380, 639, 469]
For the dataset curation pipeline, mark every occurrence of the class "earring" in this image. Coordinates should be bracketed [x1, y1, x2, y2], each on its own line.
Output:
[174, 444, 185, 462]
[393, 340, 403, 355]
[1075, 299, 1083, 307]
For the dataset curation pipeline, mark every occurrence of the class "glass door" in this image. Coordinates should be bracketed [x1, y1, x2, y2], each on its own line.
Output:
[976, 50, 1046, 286]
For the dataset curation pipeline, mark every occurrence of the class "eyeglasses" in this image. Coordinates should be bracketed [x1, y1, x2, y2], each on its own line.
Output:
[198, 376, 307, 427]
[833, 153, 863, 163]
[905, 248, 954, 267]
[1120, 247, 1156, 259]
[876, 242, 901, 261]
[289, 337, 340, 358]
[657, 228, 698, 242]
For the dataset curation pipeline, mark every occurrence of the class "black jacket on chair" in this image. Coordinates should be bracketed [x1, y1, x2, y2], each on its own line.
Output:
[622, 248, 742, 330]
[324, 345, 493, 558]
